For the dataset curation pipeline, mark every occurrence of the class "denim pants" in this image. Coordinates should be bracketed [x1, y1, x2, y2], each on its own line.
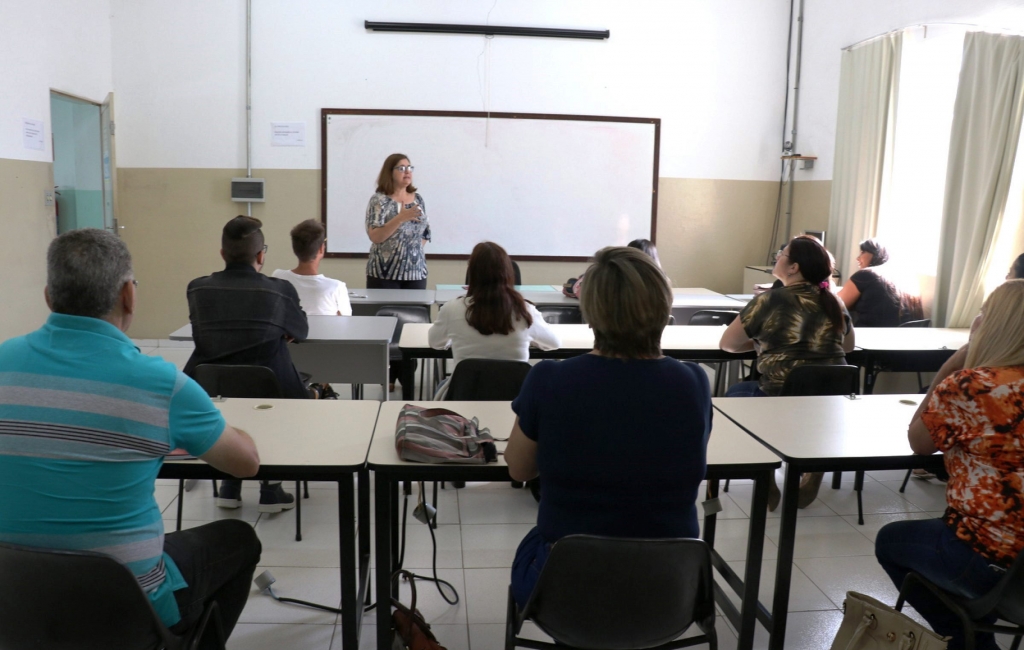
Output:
[511, 527, 552, 610]
[725, 380, 767, 397]
[875, 518, 1004, 650]
[165, 519, 262, 649]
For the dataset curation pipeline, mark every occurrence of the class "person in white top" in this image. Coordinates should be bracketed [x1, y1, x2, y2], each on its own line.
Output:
[272, 219, 352, 316]
[429, 242, 561, 399]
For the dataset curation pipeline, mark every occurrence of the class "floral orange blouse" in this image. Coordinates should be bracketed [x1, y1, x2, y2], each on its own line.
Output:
[922, 366, 1024, 566]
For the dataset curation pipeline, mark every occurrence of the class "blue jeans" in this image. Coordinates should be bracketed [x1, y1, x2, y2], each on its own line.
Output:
[725, 380, 767, 397]
[511, 527, 552, 610]
[875, 518, 1004, 650]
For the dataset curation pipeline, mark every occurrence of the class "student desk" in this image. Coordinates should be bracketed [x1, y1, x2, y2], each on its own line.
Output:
[713, 395, 946, 650]
[169, 315, 397, 397]
[434, 284, 558, 292]
[159, 398, 380, 650]
[367, 400, 780, 650]
[848, 327, 969, 394]
[346, 289, 436, 316]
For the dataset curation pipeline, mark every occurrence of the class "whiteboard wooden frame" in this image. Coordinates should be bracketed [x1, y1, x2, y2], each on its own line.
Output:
[320, 108, 660, 262]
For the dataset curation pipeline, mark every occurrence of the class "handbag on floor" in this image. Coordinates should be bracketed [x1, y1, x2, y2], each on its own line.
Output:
[830, 592, 947, 650]
[392, 570, 447, 650]
[395, 404, 497, 464]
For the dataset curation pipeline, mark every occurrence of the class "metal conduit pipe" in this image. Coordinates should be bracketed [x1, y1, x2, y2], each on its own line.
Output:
[246, 0, 253, 216]
[783, 0, 805, 244]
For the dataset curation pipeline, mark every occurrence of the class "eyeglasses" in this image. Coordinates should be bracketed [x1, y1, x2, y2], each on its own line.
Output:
[261, 245, 269, 254]
[131, 279, 139, 288]
[394, 165, 415, 173]
[773, 249, 788, 263]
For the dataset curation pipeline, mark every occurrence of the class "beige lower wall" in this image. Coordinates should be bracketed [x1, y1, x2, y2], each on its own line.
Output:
[0, 158, 57, 341]
[115, 167, 831, 339]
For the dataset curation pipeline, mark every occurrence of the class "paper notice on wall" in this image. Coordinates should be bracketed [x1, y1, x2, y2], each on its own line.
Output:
[271, 122, 305, 146]
[22, 118, 44, 150]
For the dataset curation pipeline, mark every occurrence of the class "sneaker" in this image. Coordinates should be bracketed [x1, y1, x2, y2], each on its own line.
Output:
[259, 483, 296, 513]
[216, 480, 243, 509]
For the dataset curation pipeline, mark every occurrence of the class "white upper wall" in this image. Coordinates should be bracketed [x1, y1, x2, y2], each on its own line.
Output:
[112, 0, 792, 181]
[0, 0, 113, 162]
[797, 0, 1024, 180]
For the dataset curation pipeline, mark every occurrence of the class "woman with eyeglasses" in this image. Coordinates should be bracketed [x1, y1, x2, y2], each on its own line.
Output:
[364, 153, 431, 289]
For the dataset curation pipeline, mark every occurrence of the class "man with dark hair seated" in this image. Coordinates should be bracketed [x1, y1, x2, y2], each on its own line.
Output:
[184, 215, 309, 512]
[0, 229, 262, 648]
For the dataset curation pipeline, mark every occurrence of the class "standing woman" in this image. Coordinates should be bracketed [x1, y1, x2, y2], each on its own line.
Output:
[365, 153, 431, 289]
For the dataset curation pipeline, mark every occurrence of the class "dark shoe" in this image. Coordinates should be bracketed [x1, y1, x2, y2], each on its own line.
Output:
[259, 482, 296, 513]
[449, 480, 466, 489]
[216, 480, 243, 509]
[797, 472, 824, 509]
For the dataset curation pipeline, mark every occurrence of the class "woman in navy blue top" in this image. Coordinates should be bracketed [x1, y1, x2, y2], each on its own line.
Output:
[504, 246, 712, 609]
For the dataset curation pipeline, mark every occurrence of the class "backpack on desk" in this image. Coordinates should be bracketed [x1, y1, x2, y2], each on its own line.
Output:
[395, 404, 498, 464]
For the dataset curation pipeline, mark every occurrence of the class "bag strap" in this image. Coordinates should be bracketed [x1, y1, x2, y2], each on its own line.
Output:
[841, 612, 875, 650]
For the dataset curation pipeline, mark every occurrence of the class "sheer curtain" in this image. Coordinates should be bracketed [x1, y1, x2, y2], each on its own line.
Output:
[933, 32, 1024, 327]
[827, 32, 902, 282]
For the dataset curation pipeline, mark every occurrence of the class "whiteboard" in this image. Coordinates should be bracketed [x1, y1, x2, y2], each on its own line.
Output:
[322, 110, 658, 260]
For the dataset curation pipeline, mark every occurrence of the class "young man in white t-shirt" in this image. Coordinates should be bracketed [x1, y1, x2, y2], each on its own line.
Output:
[272, 219, 352, 316]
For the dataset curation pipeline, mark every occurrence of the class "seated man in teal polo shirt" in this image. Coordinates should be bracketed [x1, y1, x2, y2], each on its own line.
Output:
[0, 229, 262, 647]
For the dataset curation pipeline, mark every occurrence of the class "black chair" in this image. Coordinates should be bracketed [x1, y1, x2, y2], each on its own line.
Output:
[896, 550, 1024, 650]
[376, 305, 431, 400]
[688, 310, 740, 397]
[467, 260, 522, 286]
[192, 364, 308, 542]
[0, 541, 226, 650]
[505, 535, 718, 650]
[538, 307, 583, 324]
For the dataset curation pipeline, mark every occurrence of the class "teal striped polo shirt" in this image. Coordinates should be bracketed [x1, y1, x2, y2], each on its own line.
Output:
[0, 313, 225, 626]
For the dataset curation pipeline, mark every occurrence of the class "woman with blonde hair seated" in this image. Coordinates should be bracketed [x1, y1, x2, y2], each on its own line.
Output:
[504, 246, 712, 609]
[875, 280, 1024, 650]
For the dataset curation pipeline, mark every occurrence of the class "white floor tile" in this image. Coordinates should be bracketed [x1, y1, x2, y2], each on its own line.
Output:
[813, 479, 923, 517]
[722, 559, 834, 614]
[458, 484, 538, 525]
[839, 511, 938, 543]
[796, 556, 902, 609]
[372, 523, 463, 569]
[765, 515, 877, 559]
[749, 609, 844, 650]
[865, 469, 913, 482]
[364, 568, 466, 625]
[725, 480, 840, 519]
[703, 517, 778, 562]
[460, 524, 535, 568]
[177, 483, 263, 523]
[255, 516, 342, 569]
[239, 565, 341, 624]
[463, 568, 511, 624]
[878, 478, 949, 512]
[228, 622, 336, 649]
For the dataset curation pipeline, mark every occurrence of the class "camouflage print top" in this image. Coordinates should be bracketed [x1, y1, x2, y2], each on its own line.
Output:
[923, 366, 1024, 566]
[739, 282, 851, 395]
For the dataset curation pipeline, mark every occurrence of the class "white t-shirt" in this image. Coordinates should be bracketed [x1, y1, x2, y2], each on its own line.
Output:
[428, 296, 561, 368]
[271, 269, 352, 316]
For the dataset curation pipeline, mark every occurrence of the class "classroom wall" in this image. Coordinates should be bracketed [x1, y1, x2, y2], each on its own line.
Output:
[0, 0, 113, 342]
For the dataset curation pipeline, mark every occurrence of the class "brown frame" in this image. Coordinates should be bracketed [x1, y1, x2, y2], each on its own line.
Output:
[321, 108, 660, 261]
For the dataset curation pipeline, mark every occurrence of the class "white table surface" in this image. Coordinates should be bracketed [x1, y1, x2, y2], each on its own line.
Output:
[345, 289, 435, 305]
[853, 327, 969, 351]
[176, 398, 381, 469]
[714, 394, 927, 462]
[170, 315, 397, 343]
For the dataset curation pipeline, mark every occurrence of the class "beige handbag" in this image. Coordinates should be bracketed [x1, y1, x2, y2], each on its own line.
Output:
[830, 592, 948, 650]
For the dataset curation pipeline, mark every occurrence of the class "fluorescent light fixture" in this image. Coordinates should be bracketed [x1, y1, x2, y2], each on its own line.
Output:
[365, 21, 609, 40]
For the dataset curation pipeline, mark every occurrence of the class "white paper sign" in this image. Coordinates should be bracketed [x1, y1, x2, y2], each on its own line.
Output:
[271, 122, 305, 147]
[22, 118, 44, 150]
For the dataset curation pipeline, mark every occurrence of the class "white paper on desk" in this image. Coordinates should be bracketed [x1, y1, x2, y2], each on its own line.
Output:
[271, 122, 305, 146]
[22, 118, 44, 150]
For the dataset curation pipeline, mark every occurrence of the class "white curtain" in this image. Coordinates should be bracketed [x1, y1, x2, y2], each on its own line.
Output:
[933, 32, 1024, 327]
[827, 32, 903, 282]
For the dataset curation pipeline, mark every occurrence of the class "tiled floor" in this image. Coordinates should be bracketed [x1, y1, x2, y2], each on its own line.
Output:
[143, 340, 1018, 649]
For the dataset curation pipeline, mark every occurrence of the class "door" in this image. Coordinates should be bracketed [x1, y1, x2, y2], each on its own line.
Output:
[100, 92, 117, 232]
[49, 91, 105, 233]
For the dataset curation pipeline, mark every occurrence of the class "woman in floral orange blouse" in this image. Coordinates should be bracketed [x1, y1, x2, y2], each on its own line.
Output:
[876, 280, 1024, 650]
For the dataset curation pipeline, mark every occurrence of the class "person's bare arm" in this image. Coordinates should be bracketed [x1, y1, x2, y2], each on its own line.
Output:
[908, 415, 938, 455]
[720, 317, 755, 353]
[911, 344, 969, 422]
[504, 417, 538, 482]
[368, 205, 421, 244]
[837, 281, 861, 308]
[842, 323, 856, 353]
[198, 424, 260, 477]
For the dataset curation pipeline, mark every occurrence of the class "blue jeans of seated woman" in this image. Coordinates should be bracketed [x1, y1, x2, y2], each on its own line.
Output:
[511, 527, 552, 610]
[875, 518, 1005, 650]
[725, 380, 767, 397]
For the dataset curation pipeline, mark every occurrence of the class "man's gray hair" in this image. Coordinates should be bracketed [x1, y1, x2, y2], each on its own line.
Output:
[47, 229, 133, 319]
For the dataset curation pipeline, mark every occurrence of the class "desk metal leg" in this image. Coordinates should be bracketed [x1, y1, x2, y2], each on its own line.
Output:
[176, 480, 184, 531]
[375, 474, 394, 650]
[767, 464, 802, 650]
[338, 476, 359, 650]
[737, 471, 770, 650]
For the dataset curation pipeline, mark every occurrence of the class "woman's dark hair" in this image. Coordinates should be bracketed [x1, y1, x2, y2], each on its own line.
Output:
[859, 238, 889, 266]
[787, 236, 845, 335]
[627, 238, 661, 268]
[465, 242, 533, 335]
[1010, 253, 1024, 280]
[375, 153, 418, 195]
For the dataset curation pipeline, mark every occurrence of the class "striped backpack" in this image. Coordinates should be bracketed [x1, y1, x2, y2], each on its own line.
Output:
[395, 404, 498, 464]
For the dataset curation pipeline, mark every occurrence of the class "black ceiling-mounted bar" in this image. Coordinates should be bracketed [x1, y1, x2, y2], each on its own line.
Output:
[364, 21, 609, 40]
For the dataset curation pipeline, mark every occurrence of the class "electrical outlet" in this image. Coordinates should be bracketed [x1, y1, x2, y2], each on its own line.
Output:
[44, 190, 54, 207]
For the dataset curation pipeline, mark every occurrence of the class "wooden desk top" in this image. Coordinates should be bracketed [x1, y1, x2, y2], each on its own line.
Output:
[853, 327, 969, 352]
[169, 315, 397, 344]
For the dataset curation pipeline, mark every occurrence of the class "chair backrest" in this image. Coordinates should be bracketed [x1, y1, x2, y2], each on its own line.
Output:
[688, 310, 739, 326]
[445, 359, 533, 401]
[899, 319, 931, 328]
[538, 306, 583, 324]
[193, 364, 283, 398]
[376, 305, 431, 360]
[966, 543, 1024, 625]
[464, 260, 522, 286]
[522, 535, 716, 650]
[780, 364, 860, 396]
[0, 542, 181, 650]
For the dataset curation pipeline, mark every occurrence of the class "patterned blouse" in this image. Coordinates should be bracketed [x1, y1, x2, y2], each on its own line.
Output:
[739, 282, 852, 395]
[922, 366, 1024, 566]
[365, 192, 431, 281]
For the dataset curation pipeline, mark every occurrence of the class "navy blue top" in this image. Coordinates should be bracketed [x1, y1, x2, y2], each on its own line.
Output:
[511, 354, 711, 543]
